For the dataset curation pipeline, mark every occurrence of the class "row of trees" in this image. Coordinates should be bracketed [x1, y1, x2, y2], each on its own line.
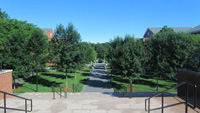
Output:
[50, 23, 97, 88]
[0, 9, 97, 89]
[103, 26, 200, 91]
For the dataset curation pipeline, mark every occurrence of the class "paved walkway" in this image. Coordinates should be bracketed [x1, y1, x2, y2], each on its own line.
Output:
[82, 63, 114, 92]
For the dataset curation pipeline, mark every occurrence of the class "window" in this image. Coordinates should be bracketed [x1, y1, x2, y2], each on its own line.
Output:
[50, 33, 52, 38]
[147, 32, 150, 37]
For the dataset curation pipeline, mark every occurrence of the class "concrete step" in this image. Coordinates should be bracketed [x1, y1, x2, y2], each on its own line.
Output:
[0, 92, 199, 113]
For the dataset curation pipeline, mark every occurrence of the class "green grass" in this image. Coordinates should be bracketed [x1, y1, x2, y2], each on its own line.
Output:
[110, 73, 177, 92]
[13, 66, 91, 93]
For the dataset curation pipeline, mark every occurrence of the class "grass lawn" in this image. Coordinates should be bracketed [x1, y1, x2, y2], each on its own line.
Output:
[13, 66, 91, 93]
[109, 69, 177, 92]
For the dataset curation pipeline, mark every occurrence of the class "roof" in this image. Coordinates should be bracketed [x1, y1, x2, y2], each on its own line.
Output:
[185, 25, 200, 34]
[41, 28, 52, 35]
[149, 27, 192, 34]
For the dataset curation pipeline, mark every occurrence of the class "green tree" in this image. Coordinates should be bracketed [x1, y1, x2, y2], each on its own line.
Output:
[56, 23, 81, 88]
[0, 9, 9, 20]
[3, 29, 31, 89]
[146, 26, 195, 79]
[27, 28, 48, 92]
[109, 35, 147, 94]
[159, 25, 174, 33]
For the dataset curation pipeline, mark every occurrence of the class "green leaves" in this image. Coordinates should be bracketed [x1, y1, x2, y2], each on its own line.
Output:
[146, 26, 195, 77]
[109, 35, 148, 78]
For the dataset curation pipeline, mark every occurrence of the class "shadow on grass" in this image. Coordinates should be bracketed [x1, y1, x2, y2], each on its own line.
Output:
[42, 73, 73, 79]
[110, 75, 177, 93]
[80, 73, 90, 76]
[26, 76, 62, 87]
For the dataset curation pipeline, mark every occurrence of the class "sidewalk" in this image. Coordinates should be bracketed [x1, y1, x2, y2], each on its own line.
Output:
[82, 63, 114, 92]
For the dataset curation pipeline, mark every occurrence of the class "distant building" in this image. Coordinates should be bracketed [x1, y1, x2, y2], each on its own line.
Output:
[142, 27, 192, 43]
[186, 25, 200, 34]
[41, 28, 54, 41]
[143, 27, 192, 38]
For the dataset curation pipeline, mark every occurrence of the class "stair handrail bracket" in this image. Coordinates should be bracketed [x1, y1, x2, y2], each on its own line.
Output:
[145, 81, 197, 113]
[0, 90, 32, 113]
[52, 83, 67, 99]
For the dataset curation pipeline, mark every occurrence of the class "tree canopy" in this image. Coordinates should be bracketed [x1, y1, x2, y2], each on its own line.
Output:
[146, 26, 195, 77]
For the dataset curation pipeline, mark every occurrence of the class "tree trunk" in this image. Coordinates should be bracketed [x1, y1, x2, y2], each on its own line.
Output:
[66, 70, 68, 88]
[75, 71, 76, 79]
[130, 79, 132, 98]
[13, 76, 15, 89]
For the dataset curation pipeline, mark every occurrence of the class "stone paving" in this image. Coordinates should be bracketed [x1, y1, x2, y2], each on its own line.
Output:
[1, 63, 199, 113]
[0, 92, 199, 113]
[82, 63, 114, 92]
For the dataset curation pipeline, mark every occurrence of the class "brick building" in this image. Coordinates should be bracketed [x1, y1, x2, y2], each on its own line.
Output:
[41, 28, 55, 41]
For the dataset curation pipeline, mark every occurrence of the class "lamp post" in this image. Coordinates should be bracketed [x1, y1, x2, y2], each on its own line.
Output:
[156, 56, 159, 92]
[36, 56, 38, 92]
[0, 59, 2, 71]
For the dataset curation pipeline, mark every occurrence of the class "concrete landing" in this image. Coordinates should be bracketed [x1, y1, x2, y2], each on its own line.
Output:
[0, 92, 199, 113]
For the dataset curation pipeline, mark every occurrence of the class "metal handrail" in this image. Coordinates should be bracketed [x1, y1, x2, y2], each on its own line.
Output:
[123, 85, 129, 97]
[145, 81, 197, 113]
[0, 90, 32, 113]
[52, 83, 67, 99]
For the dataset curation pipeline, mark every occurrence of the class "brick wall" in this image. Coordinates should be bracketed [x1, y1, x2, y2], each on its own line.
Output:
[0, 70, 13, 99]
[46, 29, 55, 41]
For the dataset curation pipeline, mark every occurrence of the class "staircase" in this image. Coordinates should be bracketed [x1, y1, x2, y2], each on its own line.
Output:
[1, 92, 199, 113]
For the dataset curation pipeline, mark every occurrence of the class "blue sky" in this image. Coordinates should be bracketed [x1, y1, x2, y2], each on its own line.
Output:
[0, 0, 200, 43]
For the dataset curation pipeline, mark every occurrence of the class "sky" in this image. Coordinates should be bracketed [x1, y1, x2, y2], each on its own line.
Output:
[0, 0, 200, 43]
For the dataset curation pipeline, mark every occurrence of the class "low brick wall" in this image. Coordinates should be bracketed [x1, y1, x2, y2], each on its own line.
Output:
[0, 70, 13, 99]
[177, 69, 200, 108]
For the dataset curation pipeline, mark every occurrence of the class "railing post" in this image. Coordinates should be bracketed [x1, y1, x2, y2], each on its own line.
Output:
[60, 88, 61, 98]
[73, 84, 75, 93]
[185, 83, 188, 113]
[145, 99, 147, 111]
[194, 85, 197, 108]
[148, 98, 150, 113]
[25, 99, 27, 113]
[4, 93, 6, 113]
[30, 99, 33, 112]
[162, 92, 164, 113]
[64, 92, 67, 98]
[52, 86, 55, 99]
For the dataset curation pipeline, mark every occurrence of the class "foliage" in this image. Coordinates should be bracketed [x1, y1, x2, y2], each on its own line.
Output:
[146, 26, 195, 77]
[0, 9, 49, 89]
[27, 28, 49, 71]
[0, 8, 9, 20]
[92, 42, 110, 60]
[109, 35, 148, 79]
[55, 23, 83, 87]
[159, 25, 174, 33]
[3, 29, 31, 81]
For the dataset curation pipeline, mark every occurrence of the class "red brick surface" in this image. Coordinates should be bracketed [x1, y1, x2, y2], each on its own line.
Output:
[0, 71, 12, 99]
[46, 29, 54, 41]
